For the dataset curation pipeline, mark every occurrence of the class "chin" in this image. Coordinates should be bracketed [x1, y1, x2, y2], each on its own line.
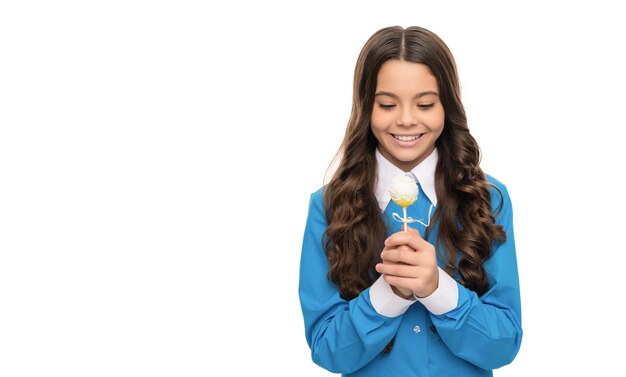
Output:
[395, 152, 423, 163]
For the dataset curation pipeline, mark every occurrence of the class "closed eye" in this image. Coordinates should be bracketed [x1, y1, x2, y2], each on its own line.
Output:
[378, 104, 396, 110]
[418, 103, 434, 110]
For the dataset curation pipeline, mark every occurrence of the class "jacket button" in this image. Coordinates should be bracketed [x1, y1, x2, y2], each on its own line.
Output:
[413, 325, 421, 333]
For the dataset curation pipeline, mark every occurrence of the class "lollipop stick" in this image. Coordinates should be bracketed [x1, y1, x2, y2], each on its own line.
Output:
[403, 207, 408, 232]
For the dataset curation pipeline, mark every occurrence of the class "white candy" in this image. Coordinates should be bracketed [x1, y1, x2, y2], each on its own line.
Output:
[389, 175, 418, 208]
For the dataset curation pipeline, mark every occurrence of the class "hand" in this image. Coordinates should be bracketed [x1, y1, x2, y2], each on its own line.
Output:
[375, 227, 439, 298]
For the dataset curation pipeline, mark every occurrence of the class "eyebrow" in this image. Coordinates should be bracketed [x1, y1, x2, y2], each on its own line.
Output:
[374, 90, 439, 99]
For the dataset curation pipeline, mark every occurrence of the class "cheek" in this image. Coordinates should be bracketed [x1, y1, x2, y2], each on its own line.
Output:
[371, 109, 393, 131]
[425, 109, 445, 132]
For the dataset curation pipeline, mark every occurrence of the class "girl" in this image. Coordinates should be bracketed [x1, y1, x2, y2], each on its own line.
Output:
[299, 26, 522, 376]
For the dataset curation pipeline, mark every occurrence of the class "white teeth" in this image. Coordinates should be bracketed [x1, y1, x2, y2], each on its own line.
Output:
[394, 134, 420, 141]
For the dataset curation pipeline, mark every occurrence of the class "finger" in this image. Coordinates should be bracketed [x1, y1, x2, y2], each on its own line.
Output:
[382, 275, 416, 292]
[380, 247, 420, 265]
[381, 244, 414, 256]
[375, 262, 417, 278]
[397, 244, 414, 252]
[387, 227, 422, 243]
[385, 228, 431, 251]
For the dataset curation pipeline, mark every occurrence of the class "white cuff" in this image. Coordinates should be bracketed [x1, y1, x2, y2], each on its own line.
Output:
[369, 275, 415, 317]
[415, 267, 459, 315]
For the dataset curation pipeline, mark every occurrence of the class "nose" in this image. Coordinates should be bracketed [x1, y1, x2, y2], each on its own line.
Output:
[397, 106, 417, 127]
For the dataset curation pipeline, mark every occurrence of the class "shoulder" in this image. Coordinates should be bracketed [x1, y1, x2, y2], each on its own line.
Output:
[311, 185, 325, 202]
[306, 186, 327, 219]
[485, 174, 512, 211]
[308, 186, 326, 211]
[485, 174, 508, 193]
[304, 186, 329, 236]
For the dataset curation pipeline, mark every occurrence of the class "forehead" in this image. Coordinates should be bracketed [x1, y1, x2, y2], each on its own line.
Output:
[376, 60, 438, 93]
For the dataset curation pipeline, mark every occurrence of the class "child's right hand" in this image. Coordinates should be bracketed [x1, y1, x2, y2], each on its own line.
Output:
[375, 227, 439, 299]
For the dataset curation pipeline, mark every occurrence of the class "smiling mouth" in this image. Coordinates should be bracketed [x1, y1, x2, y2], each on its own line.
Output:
[393, 134, 424, 141]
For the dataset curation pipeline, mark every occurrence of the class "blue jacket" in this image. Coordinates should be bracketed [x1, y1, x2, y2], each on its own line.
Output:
[298, 176, 522, 376]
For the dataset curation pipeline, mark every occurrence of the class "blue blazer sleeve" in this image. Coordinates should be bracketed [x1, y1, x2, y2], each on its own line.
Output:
[431, 178, 523, 370]
[298, 188, 403, 374]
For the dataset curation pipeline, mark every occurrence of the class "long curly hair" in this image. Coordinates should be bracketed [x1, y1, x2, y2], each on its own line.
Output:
[323, 26, 506, 302]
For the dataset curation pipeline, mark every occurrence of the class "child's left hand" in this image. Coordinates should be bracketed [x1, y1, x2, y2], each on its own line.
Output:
[375, 227, 439, 298]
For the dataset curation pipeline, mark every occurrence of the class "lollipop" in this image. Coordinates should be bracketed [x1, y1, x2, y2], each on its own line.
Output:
[389, 175, 419, 231]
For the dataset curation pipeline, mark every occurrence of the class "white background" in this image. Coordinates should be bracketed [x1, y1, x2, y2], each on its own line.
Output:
[1, 0, 624, 375]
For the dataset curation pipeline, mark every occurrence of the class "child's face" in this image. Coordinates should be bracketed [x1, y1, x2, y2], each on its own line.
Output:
[371, 60, 445, 172]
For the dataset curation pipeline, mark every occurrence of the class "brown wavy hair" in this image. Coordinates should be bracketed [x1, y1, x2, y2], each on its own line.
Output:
[323, 26, 506, 302]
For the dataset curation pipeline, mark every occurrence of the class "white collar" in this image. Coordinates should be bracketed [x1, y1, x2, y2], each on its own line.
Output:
[375, 148, 438, 211]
